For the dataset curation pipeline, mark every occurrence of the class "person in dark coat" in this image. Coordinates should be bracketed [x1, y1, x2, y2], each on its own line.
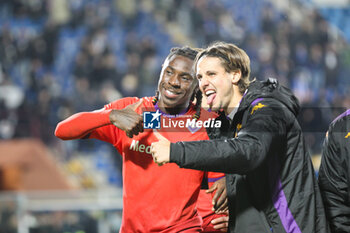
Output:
[318, 109, 350, 233]
[151, 41, 330, 233]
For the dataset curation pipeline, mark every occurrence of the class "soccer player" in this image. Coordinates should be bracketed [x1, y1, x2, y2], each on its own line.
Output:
[151, 42, 330, 233]
[318, 109, 350, 233]
[55, 47, 228, 232]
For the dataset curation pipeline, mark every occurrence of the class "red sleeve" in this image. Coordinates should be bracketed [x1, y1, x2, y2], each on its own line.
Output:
[55, 97, 141, 147]
[55, 109, 112, 140]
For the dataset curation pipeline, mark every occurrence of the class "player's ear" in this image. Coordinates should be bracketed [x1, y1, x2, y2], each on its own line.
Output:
[231, 69, 241, 85]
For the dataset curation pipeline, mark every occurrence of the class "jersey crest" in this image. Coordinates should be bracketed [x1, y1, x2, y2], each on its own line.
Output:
[251, 103, 266, 115]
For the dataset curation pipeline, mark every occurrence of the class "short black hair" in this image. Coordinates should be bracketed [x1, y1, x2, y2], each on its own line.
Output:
[166, 46, 199, 61]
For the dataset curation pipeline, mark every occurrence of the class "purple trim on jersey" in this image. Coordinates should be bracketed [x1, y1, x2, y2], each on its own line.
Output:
[251, 98, 264, 106]
[269, 156, 302, 233]
[332, 109, 350, 124]
[154, 103, 190, 118]
[208, 177, 224, 183]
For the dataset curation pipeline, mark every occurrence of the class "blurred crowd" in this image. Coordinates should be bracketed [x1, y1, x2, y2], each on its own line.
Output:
[0, 204, 106, 233]
[1, 0, 350, 178]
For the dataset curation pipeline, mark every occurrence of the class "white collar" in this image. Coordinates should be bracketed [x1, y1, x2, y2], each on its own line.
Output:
[227, 89, 247, 121]
[227, 104, 239, 121]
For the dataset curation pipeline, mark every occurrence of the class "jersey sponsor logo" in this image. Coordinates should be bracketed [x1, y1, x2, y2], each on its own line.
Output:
[143, 110, 161, 129]
[129, 139, 152, 154]
[345, 132, 350, 138]
[251, 103, 266, 115]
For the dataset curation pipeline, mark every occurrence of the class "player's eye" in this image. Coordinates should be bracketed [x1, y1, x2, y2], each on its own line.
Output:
[181, 75, 191, 81]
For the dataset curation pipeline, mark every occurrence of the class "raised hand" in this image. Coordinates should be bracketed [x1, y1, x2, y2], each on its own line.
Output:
[109, 99, 144, 138]
[150, 130, 171, 166]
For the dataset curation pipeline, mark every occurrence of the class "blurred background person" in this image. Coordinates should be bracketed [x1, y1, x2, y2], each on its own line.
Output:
[318, 109, 350, 233]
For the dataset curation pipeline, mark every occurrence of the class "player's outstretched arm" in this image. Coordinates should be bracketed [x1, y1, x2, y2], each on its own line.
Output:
[55, 99, 143, 140]
[55, 109, 113, 140]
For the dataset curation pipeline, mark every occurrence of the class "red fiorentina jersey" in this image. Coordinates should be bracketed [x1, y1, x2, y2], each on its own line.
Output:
[89, 97, 224, 232]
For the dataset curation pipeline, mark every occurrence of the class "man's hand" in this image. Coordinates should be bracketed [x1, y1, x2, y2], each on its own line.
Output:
[207, 177, 228, 214]
[150, 131, 171, 166]
[211, 214, 229, 232]
[109, 99, 144, 138]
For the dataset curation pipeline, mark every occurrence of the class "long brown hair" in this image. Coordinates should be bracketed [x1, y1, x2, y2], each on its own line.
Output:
[195, 41, 252, 94]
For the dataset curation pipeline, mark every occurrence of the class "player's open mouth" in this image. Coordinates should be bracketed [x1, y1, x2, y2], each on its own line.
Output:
[205, 90, 216, 106]
[164, 88, 182, 99]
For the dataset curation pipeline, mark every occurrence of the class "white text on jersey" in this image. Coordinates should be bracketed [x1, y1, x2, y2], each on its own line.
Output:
[129, 140, 152, 155]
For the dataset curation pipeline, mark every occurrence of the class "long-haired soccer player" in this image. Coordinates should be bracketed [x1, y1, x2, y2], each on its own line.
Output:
[151, 42, 329, 233]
